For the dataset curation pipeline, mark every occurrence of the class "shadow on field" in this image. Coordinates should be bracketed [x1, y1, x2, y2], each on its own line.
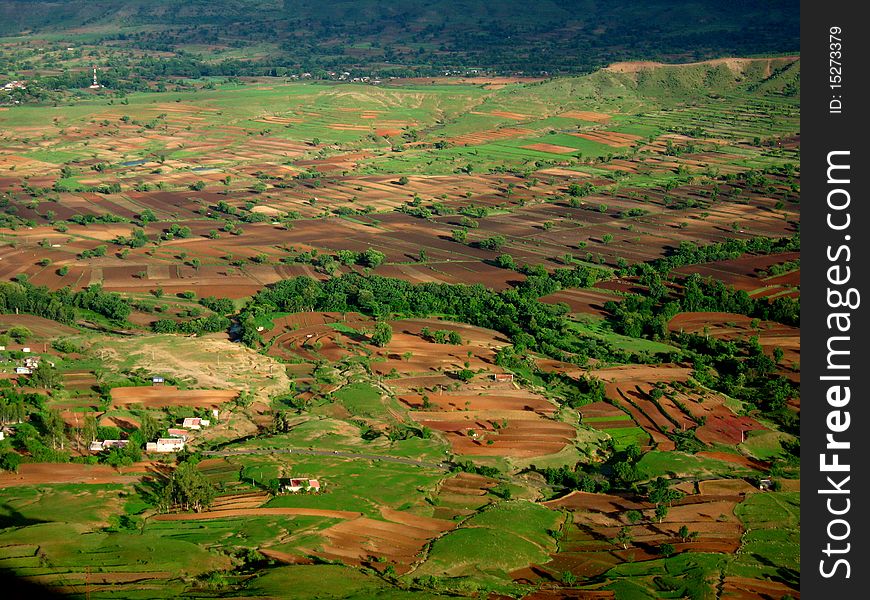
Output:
[0, 568, 67, 599]
[0, 503, 48, 528]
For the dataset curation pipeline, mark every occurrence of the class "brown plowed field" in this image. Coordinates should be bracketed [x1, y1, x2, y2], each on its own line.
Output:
[0, 462, 150, 488]
[110, 386, 237, 409]
[309, 509, 457, 573]
[721, 576, 800, 599]
[406, 384, 573, 458]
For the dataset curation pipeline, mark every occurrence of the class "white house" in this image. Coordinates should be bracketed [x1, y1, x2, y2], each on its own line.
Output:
[279, 478, 321, 493]
[89, 439, 129, 452]
[146, 438, 185, 453]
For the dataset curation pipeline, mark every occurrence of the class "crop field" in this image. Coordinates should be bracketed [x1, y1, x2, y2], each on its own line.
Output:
[0, 27, 801, 600]
[0, 58, 799, 312]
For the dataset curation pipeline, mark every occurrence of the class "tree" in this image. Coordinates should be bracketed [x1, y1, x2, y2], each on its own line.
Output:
[371, 322, 393, 347]
[456, 369, 474, 382]
[159, 460, 215, 512]
[659, 542, 676, 556]
[678, 525, 690, 542]
[648, 477, 684, 508]
[773, 346, 784, 364]
[30, 361, 62, 390]
[138, 412, 161, 442]
[40, 408, 67, 450]
[451, 229, 468, 243]
[8, 326, 31, 344]
[361, 248, 386, 268]
[496, 254, 516, 269]
[615, 526, 632, 549]
[397, 176, 409, 185]
[626, 510, 642, 524]
[655, 503, 669, 523]
[561, 571, 577, 586]
[479, 235, 507, 251]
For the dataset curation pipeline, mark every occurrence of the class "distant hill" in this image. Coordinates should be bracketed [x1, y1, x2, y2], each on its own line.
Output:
[0, 0, 799, 75]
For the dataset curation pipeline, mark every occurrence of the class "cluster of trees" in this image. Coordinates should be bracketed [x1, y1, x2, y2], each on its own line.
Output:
[420, 327, 462, 345]
[239, 273, 602, 361]
[151, 314, 231, 335]
[680, 332, 797, 429]
[113, 228, 150, 248]
[199, 296, 235, 315]
[606, 272, 799, 341]
[0, 281, 131, 324]
[627, 234, 799, 277]
[156, 459, 215, 513]
[537, 442, 654, 496]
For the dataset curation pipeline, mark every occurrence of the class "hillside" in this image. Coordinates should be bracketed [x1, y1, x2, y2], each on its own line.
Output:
[0, 0, 799, 75]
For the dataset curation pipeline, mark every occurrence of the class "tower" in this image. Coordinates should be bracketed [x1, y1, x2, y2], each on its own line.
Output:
[89, 66, 101, 89]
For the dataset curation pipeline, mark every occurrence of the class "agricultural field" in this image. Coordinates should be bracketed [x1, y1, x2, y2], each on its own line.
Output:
[0, 5, 799, 600]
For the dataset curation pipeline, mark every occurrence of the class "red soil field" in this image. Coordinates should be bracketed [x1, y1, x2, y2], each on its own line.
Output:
[306, 508, 457, 573]
[110, 386, 238, 409]
[0, 462, 151, 488]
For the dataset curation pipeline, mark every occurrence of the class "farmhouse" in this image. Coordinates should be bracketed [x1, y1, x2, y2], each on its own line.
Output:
[181, 417, 210, 429]
[89, 439, 129, 452]
[167, 428, 188, 439]
[279, 478, 321, 493]
[146, 438, 185, 453]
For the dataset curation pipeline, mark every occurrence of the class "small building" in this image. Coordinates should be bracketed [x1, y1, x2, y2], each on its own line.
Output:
[14, 367, 31, 376]
[146, 438, 185, 453]
[181, 417, 210, 430]
[758, 478, 773, 491]
[167, 428, 188, 440]
[492, 373, 514, 383]
[89, 439, 129, 452]
[279, 478, 321, 493]
[152, 377, 165, 386]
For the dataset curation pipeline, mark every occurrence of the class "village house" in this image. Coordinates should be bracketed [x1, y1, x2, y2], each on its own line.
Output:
[89, 439, 129, 452]
[145, 438, 185, 453]
[181, 417, 210, 430]
[167, 428, 188, 440]
[279, 478, 321, 493]
[492, 373, 514, 383]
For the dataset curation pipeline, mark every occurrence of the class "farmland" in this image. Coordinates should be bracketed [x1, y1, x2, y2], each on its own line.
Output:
[0, 7, 800, 599]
